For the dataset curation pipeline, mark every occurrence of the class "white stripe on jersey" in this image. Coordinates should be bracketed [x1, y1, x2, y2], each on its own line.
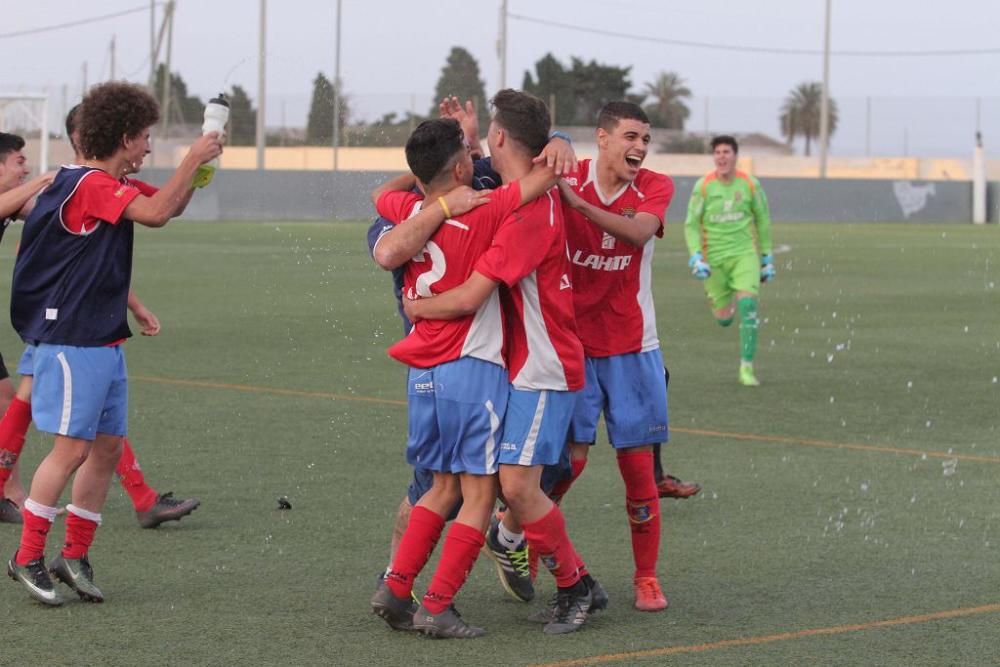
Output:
[638, 238, 659, 352]
[460, 289, 506, 367]
[511, 272, 568, 390]
[518, 390, 547, 466]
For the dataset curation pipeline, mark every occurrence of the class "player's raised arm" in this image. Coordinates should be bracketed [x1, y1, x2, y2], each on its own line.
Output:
[125, 133, 222, 227]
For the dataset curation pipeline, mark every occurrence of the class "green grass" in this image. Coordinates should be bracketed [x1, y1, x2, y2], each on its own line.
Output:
[1, 220, 998, 666]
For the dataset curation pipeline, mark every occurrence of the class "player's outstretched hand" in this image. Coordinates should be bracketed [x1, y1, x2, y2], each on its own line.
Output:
[189, 132, 224, 165]
[442, 185, 490, 217]
[689, 252, 711, 280]
[439, 96, 481, 151]
[534, 136, 577, 176]
[760, 254, 776, 283]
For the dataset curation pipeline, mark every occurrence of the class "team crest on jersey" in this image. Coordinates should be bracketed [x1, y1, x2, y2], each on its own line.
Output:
[734, 191, 744, 203]
[620, 206, 636, 219]
[601, 232, 616, 250]
[114, 185, 129, 198]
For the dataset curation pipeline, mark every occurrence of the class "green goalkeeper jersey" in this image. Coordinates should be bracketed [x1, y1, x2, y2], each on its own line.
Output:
[684, 170, 772, 262]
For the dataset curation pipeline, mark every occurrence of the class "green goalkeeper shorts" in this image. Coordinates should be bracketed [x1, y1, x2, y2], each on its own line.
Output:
[704, 251, 760, 311]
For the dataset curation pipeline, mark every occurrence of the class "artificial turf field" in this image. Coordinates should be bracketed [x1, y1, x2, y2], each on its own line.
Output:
[0, 220, 997, 666]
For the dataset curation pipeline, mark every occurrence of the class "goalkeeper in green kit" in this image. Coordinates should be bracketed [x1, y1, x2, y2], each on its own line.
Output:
[684, 135, 774, 386]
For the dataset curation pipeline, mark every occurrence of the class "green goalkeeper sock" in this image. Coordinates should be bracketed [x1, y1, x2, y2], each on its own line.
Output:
[738, 296, 759, 363]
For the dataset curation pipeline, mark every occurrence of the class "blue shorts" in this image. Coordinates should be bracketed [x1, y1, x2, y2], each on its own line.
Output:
[498, 389, 576, 467]
[569, 350, 669, 448]
[31, 344, 128, 440]
[17, 345, 35, 376]
[406, 357, 508, 475]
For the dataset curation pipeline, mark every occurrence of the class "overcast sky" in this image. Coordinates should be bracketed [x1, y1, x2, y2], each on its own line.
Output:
[3, 0, 999, 156]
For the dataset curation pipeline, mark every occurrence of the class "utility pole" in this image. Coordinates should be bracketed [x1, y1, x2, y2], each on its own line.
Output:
[149, 0, 156, 88]
[497, 0, 508, 89]
[159, 1, 175, 138]
[332, 0, 342, 171]
[818, 0, 832, 178]
[256, 0, 267, 170]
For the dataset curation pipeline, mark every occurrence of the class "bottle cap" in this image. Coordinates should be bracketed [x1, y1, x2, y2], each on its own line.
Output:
[209, 93, 230, 107]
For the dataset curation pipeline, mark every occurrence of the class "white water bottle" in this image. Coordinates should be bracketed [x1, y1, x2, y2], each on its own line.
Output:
[193, 93, 230, 188]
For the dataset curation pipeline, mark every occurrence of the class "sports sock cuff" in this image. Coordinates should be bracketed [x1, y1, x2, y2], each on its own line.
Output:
[66, 504, 103, 525]
[448, 521, 486, 548]
[410, 505, 447, 530]
[497, 521, 524, 547]
[23, 498, 59, 522]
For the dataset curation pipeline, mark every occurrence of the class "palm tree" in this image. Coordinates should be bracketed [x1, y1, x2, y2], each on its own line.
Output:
[642, 71, 692, 130]
[779, 82, 838, 156]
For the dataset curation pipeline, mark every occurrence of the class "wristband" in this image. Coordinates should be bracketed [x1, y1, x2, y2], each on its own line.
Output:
[549, 130, 572, 144]
[437, 196, 452, 219]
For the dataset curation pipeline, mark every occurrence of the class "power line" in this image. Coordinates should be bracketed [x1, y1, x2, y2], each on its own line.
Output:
[509, 13, 1000, 57]
[0, 5, 160, 40]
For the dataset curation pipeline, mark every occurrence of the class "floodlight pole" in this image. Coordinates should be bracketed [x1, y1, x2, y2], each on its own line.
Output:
[256, 0, 267, 170]
[818, 0, 832, 178]
[498, 0, 508, 89]
[332, 0, 342, 172]
[149, 0, 156, 87]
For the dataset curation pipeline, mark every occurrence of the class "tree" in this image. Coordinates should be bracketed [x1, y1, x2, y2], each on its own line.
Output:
[227, 85, 256, 146]
[306, 72, 350, 145]
[643, 72, 691, 130]
[522, 53, 573, 123]
[522, 53, 632, 126]
[779, 82, 838, 156]
[431, 47, 489, 130]
[152, 64, 204, 129]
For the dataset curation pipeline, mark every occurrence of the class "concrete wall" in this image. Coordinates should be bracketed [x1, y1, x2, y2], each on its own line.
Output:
[141, 168, 996, 224]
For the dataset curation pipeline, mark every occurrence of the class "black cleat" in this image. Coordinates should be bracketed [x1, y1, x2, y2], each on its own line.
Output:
[49, 554, 104, 603]
[371, 582, 417, 631]
[8, 556, 65, 606]
[483, 514, 534, 602]
[543, 581, 593, 635]
[0, 498, 22, 524]
[529, 576, 608, 624]
[411, 604, 485, 638]
[136, 492, 200, 529]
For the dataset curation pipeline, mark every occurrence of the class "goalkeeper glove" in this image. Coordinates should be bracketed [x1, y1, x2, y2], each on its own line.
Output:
[760, 254, 776, 283]
[688, 252, 711, 280]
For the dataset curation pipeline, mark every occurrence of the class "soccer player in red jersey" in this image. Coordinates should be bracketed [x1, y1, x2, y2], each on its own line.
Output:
[554, 102, 677, 612]
[404, 90, 603, 634]
[369, 117, 557, 638]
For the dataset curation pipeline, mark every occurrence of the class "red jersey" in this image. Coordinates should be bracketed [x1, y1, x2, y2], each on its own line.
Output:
[563, 159, 673, 357]
[376, 182, 523, 369]
[476, 189, 584, 391]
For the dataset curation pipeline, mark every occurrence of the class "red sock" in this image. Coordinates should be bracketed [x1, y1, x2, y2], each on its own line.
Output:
[548, 457, 587, 505]
[116, 438, 159, 512]
[522, 504, 582, 588]
[422, 521, 484, 614]
[16, 508, 54, 565]
[63, 509, 100, 559]
[617, 450, 660, 579]
[385, 505, 445, 599]
[0, 397, 33, 492]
